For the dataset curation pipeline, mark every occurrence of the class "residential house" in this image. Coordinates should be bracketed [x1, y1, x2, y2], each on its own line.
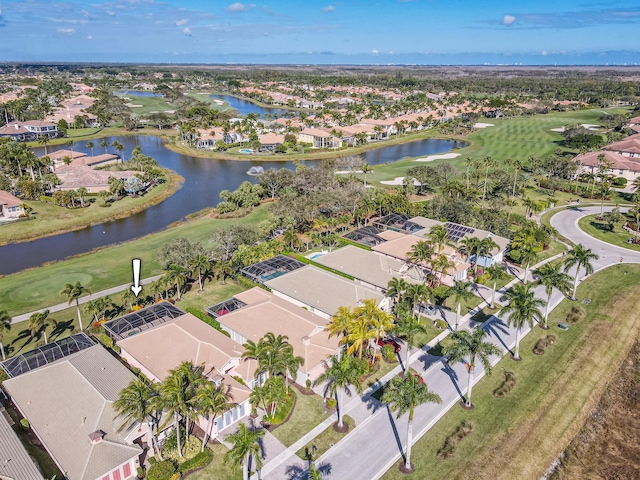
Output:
[114, 308, 253, 438]
[0, 121, 59, 141]
[602, 134, 640, 158]
[209, 288, 341, 384]
[258, 132, 285, 152]
[573, 150, 640, 183]
[314, 245, 422, 292]
[55, 165, 140, 192]
[1, 336, 149, 480]
[264, 265, 386, 319]
[0, 190, 24, 220]
[297, 128, 338, 149]
[0, 408, 44, 480]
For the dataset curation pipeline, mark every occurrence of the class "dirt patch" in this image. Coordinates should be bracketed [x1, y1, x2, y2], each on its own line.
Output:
[548, 338, 640, 480]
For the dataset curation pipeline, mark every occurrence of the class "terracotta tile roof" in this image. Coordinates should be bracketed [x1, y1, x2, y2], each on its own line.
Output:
[0, 190, 22, 207]
[574, 150, 640, 172]
[55, 165, 140, 189]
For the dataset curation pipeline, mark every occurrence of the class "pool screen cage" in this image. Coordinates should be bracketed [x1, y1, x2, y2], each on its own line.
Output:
[102, 302, 185, 341]
[0, 333, 95, 378]
[240, 255, 305, 284]
[343, 226, 387, 247]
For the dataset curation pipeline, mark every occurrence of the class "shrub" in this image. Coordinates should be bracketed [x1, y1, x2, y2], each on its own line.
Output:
[381, 344, 397, 363]
[137, 466, 146, 479]
[169, 474, 181, 480]
[326, 398, 337, 409]
[20, 418, 29, 429]
[163, 435, 202, 462]
[305, 379, 312, 391]
[186, 307, 222, 330]
[178, 449, 213, 473]
[146, 461, 176, 480]
[493, 370, 516, 398]
[566, 306, 586, 323]
[612, 177, 627, 187]
[533, 335, 557, 355]
[434, 319, 448, 330]
[436, 421, 474, 459]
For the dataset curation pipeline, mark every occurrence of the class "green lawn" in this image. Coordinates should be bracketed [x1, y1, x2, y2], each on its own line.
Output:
[295, 415, 356, 460]
[271, 390, 333, 447]
[0, 205, 270, 317]
[381, 264, 640, 480]
[186, 442, 242, 480]
[185, 92, 234, 112]
[578, 214, 640, 252]
[0, 170, 182, 246]
[412, 321, 442, 348]
[364, 358, 400, 389]
[114, 92, 177, 115]
[441, 292, 482, 317]
[371, 107, 632, 186]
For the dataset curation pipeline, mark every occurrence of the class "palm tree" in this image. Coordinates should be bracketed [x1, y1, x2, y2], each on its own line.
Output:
[344, 314, 376, 360]
[360, 163, 373, 187]
[460, 236, 479, 263]
[166, 263, 189, 300]
[427, 225, 451, 254]
[486, 263, 508, 310]
[476, 238, 499, 266]
[224, 423, 265, 480]
[242, 338, 268, 381]
[314, 354, 366, 429]
[76, 187, 88, 208]
[121, 288, 137, 311]
[112, 140, 125, 162]
[100, 138, 108, 153]
[386, 277, 408, 307]
[281, 348, 304, 393]
[159, 362, 203, 457]
[533, 263, 573, 329]
[28, 310, 50, 344]
[443, 328, 501, 408]
[0, 309, 11, 361]
[402, 283, 432, 315]
[511, 234, 538, 284]
[86, 140, 95, 156]
[393, 310, 426, 370]
[192, 381, 235, 452]
[190, 253, 211, 293]
[564, 244, 599, 300]
[60, 281, 91, 332]
[325, 306, 354, 341]
[114, 377, 164, 461]
[381, 373, 442, 472]
[501, 284, 545, 360]
[447, 281, 474, 330]
[213, 260, 233, 285]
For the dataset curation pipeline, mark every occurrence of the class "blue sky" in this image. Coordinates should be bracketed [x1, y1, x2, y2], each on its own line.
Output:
[1, 0, 639, 64]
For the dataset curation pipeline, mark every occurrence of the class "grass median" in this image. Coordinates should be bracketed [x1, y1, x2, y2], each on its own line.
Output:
[578, 214, 640, 252]
[382, 263, 640, 480]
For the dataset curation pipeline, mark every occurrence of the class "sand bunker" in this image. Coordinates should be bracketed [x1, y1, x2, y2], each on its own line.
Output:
[551, 124, 600, 133]
[473, 122, 495, 128]
[381, 177, 422, 186]
[415, 152, 461, 163]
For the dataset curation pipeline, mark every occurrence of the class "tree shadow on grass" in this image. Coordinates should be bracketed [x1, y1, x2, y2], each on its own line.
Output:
[50, 319, 75, 340]
[285, 461, 333, 480]
[11, 329, 35, 353]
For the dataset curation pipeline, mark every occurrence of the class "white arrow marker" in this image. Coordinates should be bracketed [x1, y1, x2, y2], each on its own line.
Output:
[131, 258, 142, 297]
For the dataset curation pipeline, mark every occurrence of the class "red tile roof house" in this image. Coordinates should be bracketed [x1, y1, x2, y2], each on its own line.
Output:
[0, 190, 24, 220]
[0, 121, 59, 141]
[602, 134, 640, 158]
[573, 150, 640, 183]
[258, 132, 286, 152]
[115, 312, 255, 439]
[55, 165, 141, 192]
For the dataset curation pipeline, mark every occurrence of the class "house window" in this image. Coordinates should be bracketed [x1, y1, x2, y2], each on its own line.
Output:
[122, 463, 131, 478]
[239, 403, 245, 417]
[620, 170, 624, 175]
[112, 468, 122, 480]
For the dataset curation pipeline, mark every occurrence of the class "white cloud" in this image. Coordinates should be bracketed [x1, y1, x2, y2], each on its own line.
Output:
[87, 35, 93, 40]
[182, 27, 192, 36]
[541, 50, 548, 56]
[503, 15, 516, 25]
[57, 27, 75, 34]
[227, 3, 255, 12]
[372, 49, 379, 56]
[321, 5, 335, 13]
[176, 18, 189, 26]
[106, 10, 116, 16]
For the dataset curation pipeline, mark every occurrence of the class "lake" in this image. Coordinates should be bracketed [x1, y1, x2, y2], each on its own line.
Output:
[0, 136, 464, 275]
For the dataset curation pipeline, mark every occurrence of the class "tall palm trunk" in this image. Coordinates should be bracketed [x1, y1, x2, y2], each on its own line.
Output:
[543, 292, 551, 329]
[202, 416, 214, 452]
[466, 359, 475, 408]
[491, 280, 497, 309]
[572, 266, 581, 299]
[405, 412, 414, 470]
[75, 300, 83, 332]
[197, 271, 204, 292]
[175, 412, 183, 458]
[513, 327, 521, 360]
[175, 282, 182, 300]
[1, 341, 6, 361]
[455, 302, 461, 330]
[337, 390, 344, 428]
[243, 454, 249, 480]
[524, 261, 531, 285]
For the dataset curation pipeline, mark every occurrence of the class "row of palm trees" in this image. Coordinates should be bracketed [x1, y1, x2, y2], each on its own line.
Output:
[114, 362, 235, 461]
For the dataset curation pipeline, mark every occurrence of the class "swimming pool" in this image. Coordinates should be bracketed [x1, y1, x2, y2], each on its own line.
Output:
[308, 251, 328, 261]
[239, 148, 254, 154]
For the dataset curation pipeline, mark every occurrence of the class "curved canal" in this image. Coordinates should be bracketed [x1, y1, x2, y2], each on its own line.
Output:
[1, 135, 464, 275]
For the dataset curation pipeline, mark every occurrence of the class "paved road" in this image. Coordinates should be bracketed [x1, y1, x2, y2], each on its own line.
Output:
[266, 206, 640, 480]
